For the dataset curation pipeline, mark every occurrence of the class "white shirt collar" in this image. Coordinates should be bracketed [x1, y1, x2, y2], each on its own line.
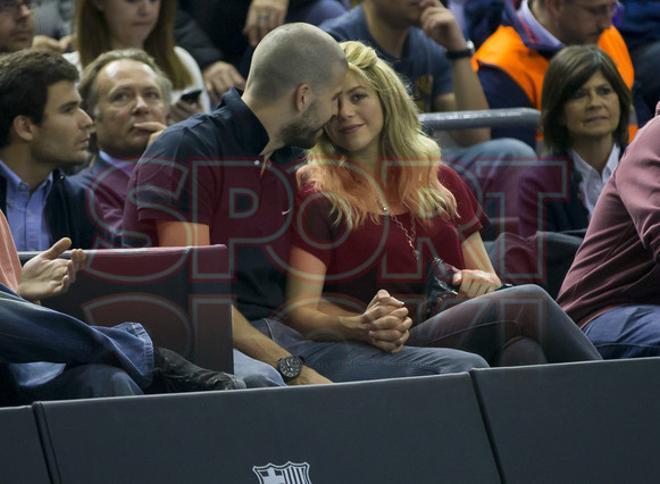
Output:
[570, 144, 620, 216]
[519, 0, 564, 50]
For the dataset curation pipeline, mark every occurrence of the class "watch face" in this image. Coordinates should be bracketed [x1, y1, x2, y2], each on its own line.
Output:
[278, 356, 303, 380]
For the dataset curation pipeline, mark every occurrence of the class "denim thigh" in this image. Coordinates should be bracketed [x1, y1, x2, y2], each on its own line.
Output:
[583, 305, 660, 359]
[252, 318, 488, 383]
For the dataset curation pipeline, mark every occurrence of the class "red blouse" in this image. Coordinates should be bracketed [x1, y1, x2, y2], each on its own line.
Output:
[291, 165, 484, 312]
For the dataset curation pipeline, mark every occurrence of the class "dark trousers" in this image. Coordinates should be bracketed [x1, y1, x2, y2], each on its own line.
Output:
[409, 285, 602, 366]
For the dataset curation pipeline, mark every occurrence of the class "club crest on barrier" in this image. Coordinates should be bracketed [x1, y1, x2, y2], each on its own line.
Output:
[252, 461, 312, 484]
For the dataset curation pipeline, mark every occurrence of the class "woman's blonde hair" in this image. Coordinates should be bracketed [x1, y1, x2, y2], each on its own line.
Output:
[301, 41, 457, 229]
[74, 0, 191, 89]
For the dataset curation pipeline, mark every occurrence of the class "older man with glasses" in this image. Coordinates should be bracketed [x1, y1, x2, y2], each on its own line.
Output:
[471, 0, 650, 149]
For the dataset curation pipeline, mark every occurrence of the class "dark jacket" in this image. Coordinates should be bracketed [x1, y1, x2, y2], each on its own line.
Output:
[0, 170, 97, 249]
[517, 153, 589, 237]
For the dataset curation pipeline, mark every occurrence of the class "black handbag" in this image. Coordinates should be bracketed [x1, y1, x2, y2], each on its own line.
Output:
[424, 257, 512, 320]
[424, 257, 467, 320]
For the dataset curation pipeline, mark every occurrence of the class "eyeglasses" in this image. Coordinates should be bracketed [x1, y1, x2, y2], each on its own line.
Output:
[0, 0, 31, 15]
[569, 0, 622, 18]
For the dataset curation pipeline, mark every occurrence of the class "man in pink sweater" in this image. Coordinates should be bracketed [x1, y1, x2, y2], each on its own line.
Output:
[558, 103, 660, 358]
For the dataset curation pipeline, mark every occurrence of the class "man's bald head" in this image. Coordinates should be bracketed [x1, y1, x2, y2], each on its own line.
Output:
[245, 23, 347, 103]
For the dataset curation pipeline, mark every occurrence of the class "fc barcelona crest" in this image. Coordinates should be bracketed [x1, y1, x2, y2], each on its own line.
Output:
[252, 461, 312, 484]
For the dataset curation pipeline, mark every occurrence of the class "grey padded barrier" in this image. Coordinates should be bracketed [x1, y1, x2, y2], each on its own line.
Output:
[0, 406, 51, 484]
[33, 374, 501, 484]
[419, 108, 541, 133]
[471, 357, 660, 484]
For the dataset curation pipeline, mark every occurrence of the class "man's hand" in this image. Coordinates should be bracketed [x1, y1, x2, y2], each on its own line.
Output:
[19, 238, 86, 302]
[288, 365, 332, 385]
[452, 269, 501, 299]
[133, 121, 167, 146]
[169, 99, 204, 124]
[243, 0, 289, 47]
[31, 35, 72, 53]
[202, 61, 246, 105]
[419, 0, 468, 52]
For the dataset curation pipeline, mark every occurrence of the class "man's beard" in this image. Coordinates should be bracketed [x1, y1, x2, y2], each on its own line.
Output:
[280, 113, 324, 149]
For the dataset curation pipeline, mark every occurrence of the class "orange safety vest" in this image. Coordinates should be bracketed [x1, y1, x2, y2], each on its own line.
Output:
[472, 25, 638, 140]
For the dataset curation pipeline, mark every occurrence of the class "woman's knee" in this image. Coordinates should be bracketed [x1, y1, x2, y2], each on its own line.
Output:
[502, 284, 550, 300]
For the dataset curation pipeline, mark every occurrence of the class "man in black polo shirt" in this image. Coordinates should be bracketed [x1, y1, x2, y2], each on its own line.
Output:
[123, 23, 486, 385]
[123, 23, 346, 385]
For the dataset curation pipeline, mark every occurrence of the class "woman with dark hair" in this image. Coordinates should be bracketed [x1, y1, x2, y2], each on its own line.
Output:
[284, 41, 600, 367]
[66, 0, 209, 121]
[518, 45, 632, 237]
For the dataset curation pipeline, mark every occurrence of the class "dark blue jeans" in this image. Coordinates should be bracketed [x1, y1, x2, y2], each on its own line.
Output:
[583, 305, 660, 359]
[251, 318, 488, 382]
[0, 284, 152, 402]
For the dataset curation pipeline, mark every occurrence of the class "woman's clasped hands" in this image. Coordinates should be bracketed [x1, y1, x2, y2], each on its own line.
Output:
[345, 289, 412, 353]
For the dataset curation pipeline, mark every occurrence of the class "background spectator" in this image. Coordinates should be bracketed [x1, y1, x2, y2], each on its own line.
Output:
[0, 0, 33, 53]
[618, 0, 660, 113]
[73, 49, 170, 241]
[473, 0, 645, 148]
[68, 0, 207, 122]
[175, 0, 348, 103]
[0, 50, 95, 250]
[30, 0, 74, 52]
[518, 46, 631, 236]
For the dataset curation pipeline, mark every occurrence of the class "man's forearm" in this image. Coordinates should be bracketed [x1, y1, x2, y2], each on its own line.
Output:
[231, 306, 293, 367]
[448, 58, 491, 145]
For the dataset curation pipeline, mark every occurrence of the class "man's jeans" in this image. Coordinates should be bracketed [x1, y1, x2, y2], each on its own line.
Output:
[583, 305, 660, 359]
[444, 138, 538, 237]
[233, 349, 286, 387]
[0, 284, 151, 401]
[247, 318, 488, 382]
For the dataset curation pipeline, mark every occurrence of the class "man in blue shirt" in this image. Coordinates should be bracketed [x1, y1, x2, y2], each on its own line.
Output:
[321, 0, 537, 233]
[0, 49, 96, 250]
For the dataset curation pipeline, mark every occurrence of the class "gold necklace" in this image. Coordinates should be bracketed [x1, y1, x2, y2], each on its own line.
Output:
[382, 202, 419, 261]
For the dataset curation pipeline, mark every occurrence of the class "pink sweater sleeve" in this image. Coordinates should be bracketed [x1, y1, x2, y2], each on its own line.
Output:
[0, 211, 21, 292]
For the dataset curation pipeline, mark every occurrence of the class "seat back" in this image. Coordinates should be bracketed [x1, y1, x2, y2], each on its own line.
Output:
[471, 358, 660, 484]
[27, 245, 233, 372]
[34, 374, 501, 484]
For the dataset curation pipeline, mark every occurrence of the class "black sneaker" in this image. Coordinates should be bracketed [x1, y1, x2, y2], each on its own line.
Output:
[152, 347, 246, 393]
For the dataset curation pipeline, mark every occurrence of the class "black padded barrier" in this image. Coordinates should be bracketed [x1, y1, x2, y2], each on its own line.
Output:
[33, 374, 500, 484]
[0, 406, 51, 483]
[471, 357, 660, 484]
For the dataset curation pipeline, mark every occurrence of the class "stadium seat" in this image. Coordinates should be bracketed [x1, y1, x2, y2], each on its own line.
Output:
[471, 357, 660, 484]
[33, 374, 501, 484]
[20, 245, 234, 373]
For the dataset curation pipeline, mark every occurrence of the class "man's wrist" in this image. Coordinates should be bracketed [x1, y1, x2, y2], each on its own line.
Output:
[446, 40, 475, 61]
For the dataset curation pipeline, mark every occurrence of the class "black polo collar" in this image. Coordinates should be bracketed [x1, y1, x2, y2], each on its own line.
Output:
[217, 88, 303, 165]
